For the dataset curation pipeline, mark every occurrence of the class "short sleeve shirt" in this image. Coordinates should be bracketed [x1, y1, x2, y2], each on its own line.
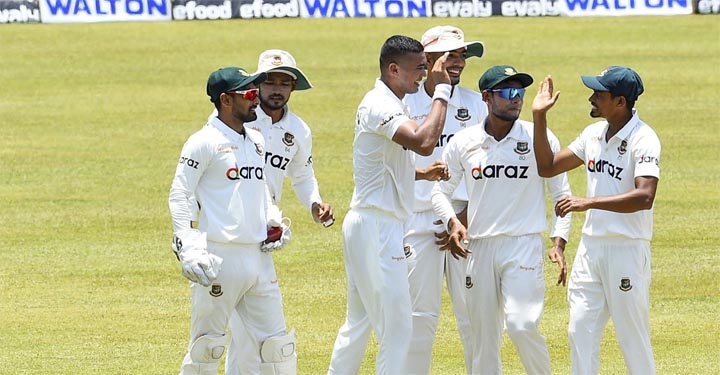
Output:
[568, 110, 661, 240]
[349, 79, 415, 220]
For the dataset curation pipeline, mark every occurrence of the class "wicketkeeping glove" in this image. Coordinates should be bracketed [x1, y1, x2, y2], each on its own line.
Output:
[172, 229, 222, 287]
[261, 216, 292, 252]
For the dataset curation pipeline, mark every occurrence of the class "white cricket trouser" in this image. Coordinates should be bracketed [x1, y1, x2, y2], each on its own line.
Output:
[180, 242, 287, 375]
[568, 236, 655, 375]
[405, 210, 472, 375]
[465, 234, 551, 375]
[328, 208, 412, 375]
[225, 312, 260, 375]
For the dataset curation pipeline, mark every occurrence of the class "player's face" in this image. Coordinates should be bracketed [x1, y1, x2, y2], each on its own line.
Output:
[228, 84, 261, 123]
[588, 90, 619, 118]
[259, 72, 294, 111]
[429, 48, 466, 86]
[396, 52, 428, 95]
[487, 80, 525, 122]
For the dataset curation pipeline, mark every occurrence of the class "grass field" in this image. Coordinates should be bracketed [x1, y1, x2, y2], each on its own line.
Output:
[1, 15, 718, 375]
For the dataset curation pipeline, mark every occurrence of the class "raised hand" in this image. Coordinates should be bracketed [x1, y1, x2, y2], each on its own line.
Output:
[532, 75, 561, 114]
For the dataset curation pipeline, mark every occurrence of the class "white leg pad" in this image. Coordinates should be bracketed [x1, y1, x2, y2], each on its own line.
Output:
[259, 329, 297, 375]
[189, 334, 226, 364]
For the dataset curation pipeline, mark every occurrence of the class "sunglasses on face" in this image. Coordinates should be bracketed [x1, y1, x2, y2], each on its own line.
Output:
[226, 88, 259, 101]
[487, 87, 526, 100]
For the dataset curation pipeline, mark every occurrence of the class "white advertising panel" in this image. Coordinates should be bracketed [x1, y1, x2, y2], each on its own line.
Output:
[39, 0, 171, 22]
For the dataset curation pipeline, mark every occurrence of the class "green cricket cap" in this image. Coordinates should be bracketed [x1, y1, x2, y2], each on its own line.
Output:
[206, 67, 267, 103]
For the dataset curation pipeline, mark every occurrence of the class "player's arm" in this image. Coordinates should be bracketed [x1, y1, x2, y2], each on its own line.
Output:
[555, 176, 658, 218]
[286, 129, 335, 227]
[532, 75, 584, 177]
[415, 160, 450, 182]
[431, 141, 470, 259]
[392, 53, 452, 156]
[545, 133, 572, 286]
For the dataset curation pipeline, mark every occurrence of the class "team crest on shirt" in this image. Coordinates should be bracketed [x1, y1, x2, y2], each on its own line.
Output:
[618, 140, 627, 155]
[514, 141, 530, 155]
[282, 132, 295, 147]
[465, 276, 474, 289]
[254, 143, 264, 156]
[403, 244, 413, 258]
[619, 277, 633, 292]
[209, 284, 224, 297]
[454, 108, 471, 122]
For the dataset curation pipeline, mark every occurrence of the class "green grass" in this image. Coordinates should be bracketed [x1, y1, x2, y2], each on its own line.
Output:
[1, 15, 718, 374]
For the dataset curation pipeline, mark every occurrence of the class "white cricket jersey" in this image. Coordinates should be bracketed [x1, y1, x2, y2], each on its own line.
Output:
[432, 120, 572, 240]
[404, 83, 488, 212]
[169, 117, 268, 244]
[349, 79, 415, 221]
[567, 109, 660, 241]
[209, 107, 322, 211]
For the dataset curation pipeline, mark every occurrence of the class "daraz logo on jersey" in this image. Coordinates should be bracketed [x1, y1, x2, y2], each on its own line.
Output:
[226, 164, 264, 180]
[470, 164, 529, 180]
[587, 159, 623, 180]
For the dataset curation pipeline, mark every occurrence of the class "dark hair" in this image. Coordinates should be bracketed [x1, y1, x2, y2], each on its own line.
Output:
[379, 35, 424, 71]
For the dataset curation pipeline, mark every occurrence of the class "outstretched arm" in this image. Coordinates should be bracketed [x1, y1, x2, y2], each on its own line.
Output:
[532, 75, 583, 177]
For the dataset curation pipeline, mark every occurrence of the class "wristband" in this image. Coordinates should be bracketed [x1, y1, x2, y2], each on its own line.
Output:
[432, 83, 452, 102]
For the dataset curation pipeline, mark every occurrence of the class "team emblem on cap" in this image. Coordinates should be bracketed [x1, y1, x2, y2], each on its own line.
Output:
[282, 132, 295, 147]
[254, 143, 264, 156]
[238, 69, 250, 77]
[514, 141, 530, 155]
[465, 276, 474, 289]
[618, 140, 627, 155]
[455, 108, 471, 122]
[271, 55, 283, 66]
[504, 67, 517, 76]
[619, 277, 633, 292]
[210, 284, 224, 297]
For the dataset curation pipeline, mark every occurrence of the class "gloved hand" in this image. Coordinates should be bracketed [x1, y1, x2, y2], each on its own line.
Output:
[172, 229, 222, 287]
[261, 218, 292, 252]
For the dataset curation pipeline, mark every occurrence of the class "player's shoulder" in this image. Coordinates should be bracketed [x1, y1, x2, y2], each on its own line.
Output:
[245, 126, 265, 146]
[284, 110, 313, 136]
[450, 125, 483, 148]
[454, 85, 482, 98]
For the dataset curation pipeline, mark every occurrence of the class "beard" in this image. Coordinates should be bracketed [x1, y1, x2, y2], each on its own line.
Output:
[260, 95, 288, 111]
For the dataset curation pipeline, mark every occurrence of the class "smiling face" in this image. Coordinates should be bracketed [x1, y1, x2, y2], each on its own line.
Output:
[393, 51, 428, 96]
[588, 90, 621, 119]
[427, 47, 466, 86]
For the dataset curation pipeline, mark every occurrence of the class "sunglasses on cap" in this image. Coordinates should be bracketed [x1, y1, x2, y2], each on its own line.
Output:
[226, 88, 260, 101]
[487, 87, 526, 100]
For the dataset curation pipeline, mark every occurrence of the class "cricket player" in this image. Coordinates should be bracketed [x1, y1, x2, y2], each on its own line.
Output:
[221, 50, 334, 375]
[169, 66, 296, 375]
[531, 66, 659, 374]
[432, 65, 572, 375]
[327, 35, 452, 375]
[403, 25, 487, 375]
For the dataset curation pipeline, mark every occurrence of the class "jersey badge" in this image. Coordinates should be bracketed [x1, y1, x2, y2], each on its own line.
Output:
[619, 277, 633, 292]
[403, 244, 413, 258]
[282, 132, 295, 147]
[254, 143, 264, 156]
[209, 284, 224, 297]
[454, 108, 471, 123]
[514, 142, 530, 155]
[617, 140, 627, 155]
[465, 276, 474, 289]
